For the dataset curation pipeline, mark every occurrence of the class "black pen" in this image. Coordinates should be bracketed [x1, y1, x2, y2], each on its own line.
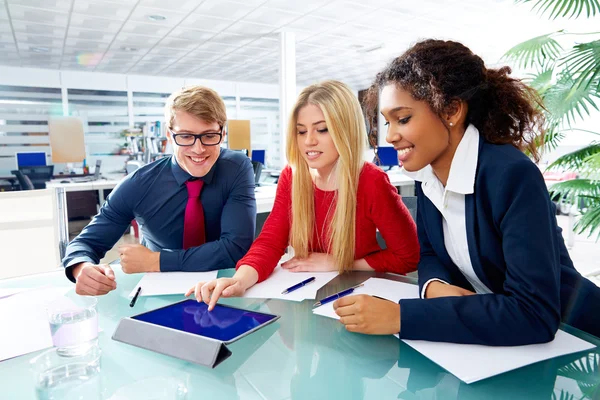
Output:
[130, 287, 142, 307]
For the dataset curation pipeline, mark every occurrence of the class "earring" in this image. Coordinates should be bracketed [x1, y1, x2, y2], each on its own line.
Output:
[449, 122, 454, 126]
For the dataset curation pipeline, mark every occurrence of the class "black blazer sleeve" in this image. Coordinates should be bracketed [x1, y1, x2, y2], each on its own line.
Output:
[399, 160, 562, 346]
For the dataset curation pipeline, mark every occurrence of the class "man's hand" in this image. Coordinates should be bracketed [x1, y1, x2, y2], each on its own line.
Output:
[72, 262, 117, 296]
[281, 252, 337, 272]
[119, 244, 160, 274]
[425, 281, 476, 299]
[334, 294, 401, 335]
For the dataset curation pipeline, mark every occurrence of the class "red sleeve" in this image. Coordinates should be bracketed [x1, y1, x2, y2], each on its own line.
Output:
[363, 168, 420, 274]
[236, 166, 292, 282]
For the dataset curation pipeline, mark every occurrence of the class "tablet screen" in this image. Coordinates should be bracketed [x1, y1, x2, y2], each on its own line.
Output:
[132, 300, 278, 342]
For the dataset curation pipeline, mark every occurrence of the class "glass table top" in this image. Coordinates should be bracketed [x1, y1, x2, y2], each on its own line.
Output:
[0, 268, 598, 400]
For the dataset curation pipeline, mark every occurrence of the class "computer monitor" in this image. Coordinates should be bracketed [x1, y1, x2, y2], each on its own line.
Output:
[376, 147, 398, 170]
[16, 151, 47, 168]
[251, 149, 265, 165]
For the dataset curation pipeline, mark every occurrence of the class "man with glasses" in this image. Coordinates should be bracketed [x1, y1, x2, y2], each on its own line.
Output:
[62, 86, 257, 296]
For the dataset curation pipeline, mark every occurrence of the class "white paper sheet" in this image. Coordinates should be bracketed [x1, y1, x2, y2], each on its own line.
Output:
[242, 266, 338, 302]
[312, 277, 419, 319]
[312, 278, 596, 384]
[402, 331, 595, 384]
[0, 286, 72, 361]
[128, 271, 219, 298]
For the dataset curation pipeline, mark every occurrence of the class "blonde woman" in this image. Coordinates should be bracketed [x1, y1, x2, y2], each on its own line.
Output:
[186, 80, 419, 310]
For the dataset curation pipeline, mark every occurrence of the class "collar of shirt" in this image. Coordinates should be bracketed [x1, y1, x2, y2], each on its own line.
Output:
[170, 148, 223, 186]
[402, 123, 480, 196]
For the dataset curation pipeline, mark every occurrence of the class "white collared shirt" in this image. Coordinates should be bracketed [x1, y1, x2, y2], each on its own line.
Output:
[404, 124, 492, 298]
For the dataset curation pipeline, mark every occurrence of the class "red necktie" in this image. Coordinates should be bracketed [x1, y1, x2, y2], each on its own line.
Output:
[183, 180, 205, 249]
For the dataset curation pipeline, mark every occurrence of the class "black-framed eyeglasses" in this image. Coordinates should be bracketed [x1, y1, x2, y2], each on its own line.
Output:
[169, 127, 223, 147]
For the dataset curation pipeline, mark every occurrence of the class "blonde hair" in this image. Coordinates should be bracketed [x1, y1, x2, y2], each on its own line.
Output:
[287, 80, 367, 273]
[164, 85, 227, 128]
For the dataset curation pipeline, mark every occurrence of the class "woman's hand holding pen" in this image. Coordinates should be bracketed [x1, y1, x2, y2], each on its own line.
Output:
[185, 265, 259, 311]
[281, 252, 337, 272]
[334, 295, 401, 335]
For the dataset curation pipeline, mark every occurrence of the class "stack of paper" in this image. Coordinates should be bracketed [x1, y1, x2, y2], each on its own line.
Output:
[242, 266, 338, 301]
[0, 286, 72, 361]
[128, 271, 218, 298]
[312, 277, 596, 384]
[402, 331, 595, 384]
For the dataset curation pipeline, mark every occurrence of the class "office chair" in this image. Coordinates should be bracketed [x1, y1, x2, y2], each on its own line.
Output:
[18, 165, 54, 189]
[10, 170, 35, 191]
[252, 161, 263, 186]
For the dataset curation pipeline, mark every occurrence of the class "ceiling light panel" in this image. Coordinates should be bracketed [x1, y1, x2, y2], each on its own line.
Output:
[138, 0, 199, 13]
[68, 15, 123, 33]
[179, 14, 235, 31]
[225, 21, 275, 36]
[15, 33, 62, 46]
[242, 7, 302, 26]
[169, 27, 215, 41]
[209, 32, 255, 46]
[194, 0, 258, 20]
[8, 0, 71, 11]
[72, 1, 134, 20]
[10, 21, 65, 38]
[8, 4, 69, 24]
[157, 37, 198, 50]
[263, 0, 327, 14]
[120, 21, 172, 37]
[67, 28, 115, 43]
[128, 7, 188, 26]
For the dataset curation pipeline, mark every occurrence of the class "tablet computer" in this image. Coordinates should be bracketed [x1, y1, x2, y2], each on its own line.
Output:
[131, 299, 280, 344]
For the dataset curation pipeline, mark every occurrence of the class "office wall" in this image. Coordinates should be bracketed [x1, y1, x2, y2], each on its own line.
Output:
[0, 66, 280, 176]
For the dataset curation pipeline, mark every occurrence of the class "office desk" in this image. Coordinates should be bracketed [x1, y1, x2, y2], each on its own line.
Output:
[254, 171, 415, 215]
[1, 268, 598, 400]
[46, 175, 123, 205]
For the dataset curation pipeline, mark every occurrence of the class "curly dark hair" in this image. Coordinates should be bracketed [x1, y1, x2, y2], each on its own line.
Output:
[365, 39, 546, 162]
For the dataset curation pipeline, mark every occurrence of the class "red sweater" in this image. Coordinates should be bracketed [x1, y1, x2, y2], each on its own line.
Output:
[237, 162, 419, 282]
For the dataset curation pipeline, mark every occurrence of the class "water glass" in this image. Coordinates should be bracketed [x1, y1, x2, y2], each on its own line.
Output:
[30, 345, 102, 400]
[47, 295, 98, 357]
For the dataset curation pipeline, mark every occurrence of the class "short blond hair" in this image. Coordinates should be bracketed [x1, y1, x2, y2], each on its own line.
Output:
[165, 85, 227, 128]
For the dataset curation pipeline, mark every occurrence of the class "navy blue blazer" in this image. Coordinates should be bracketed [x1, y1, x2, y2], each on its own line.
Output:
[399, 140, 600, 345]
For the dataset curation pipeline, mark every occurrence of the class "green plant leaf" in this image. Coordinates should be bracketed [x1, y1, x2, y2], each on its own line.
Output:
[541, 123, 567, 152]
[503, 31, 563, 69]
[575, 202, 600, 240]
[547, 142, 600, 175]
[560, 40, 600, 91]
[526, 68, 556, 94]
[542, 71, 600, 127]
[518, 0, 600, 19]
[548, 178, 600, 206]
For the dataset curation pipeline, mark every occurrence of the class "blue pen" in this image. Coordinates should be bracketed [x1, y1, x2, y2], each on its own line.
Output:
[313, 283, 364, 308]
[281, 276, 316, 294]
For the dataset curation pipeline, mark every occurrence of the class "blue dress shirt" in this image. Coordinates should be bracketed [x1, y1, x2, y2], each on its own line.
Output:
[63, 148, 256, 281]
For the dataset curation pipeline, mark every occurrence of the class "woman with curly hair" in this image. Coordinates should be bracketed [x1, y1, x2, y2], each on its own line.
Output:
[334, 39, 600, 345]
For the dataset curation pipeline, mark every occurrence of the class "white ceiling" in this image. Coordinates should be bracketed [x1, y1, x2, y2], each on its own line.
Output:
[0, 0, 596, 89]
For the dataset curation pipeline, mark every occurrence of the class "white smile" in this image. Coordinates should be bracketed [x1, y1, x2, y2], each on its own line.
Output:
[190, 156, 208, 163]
[397, 147, 414, 156]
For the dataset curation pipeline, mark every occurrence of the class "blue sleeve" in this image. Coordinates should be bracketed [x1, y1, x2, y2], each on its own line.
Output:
[160, 157, 256, 272]
[400, 160, 562, 345]
[62, 176, 136, 282]
[414, 183, 455, 290]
